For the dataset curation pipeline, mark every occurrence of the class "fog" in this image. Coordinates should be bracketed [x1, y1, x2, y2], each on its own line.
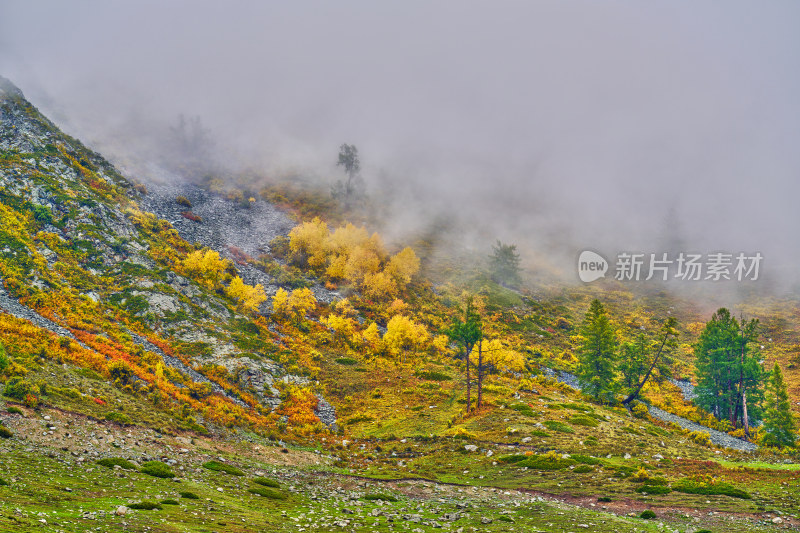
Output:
[2, 1, 800, 293]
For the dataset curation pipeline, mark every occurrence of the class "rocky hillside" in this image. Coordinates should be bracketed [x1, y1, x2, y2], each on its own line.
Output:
[0, 75, 335, 432]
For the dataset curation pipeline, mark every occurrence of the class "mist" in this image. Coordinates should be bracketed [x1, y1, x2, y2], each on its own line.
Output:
[2, 1, 800, 295]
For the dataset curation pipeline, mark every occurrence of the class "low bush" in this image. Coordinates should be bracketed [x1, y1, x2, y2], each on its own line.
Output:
[631, 402, 650, 419]
[253, 477, 280, 488]
[140, 461, 175, 479]
[203, 461, 244, 476]
[672, 478, 751, 499]
[571, 455, 603, 465]
[543, 420, 574, 433]
[335, 357, 358, 366]
[248, 487, 286, 499]
[179, 491, 200, 499]
[3, 377, 38, 401]
[573, 465, 593, 473]
[0, 426, 12, 439]
[688, 431, 712, 447]
[639, 510, 656, 519]
[128, 501, 162, 510]
[569, 415, 599, 427]
[160, 499, 179, 505]
[104, 412, 132, 425]
[6, 406, 23, 415]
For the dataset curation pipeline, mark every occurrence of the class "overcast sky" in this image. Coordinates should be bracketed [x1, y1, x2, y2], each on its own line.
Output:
[2, 1, 799, 290]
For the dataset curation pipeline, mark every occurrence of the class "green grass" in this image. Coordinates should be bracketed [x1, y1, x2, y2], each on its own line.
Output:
[635, 485, 671, 494]
[416, 370, 452, 381]
[96, 457, 138, 470]
[248, 487, 287, 499]
[508, 403, 536, 417]
[362, 493, 398, 502]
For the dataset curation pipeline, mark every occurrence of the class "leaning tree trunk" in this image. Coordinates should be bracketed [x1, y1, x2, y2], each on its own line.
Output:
[622, 332, 672, 405]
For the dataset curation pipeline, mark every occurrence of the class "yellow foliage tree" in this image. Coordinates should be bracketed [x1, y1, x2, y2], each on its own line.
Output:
[384, 315, 430, 365]
[288, 217, 329, 270]
[343, 245, 382, 285]
[271, 288, 289, 315]
[432, 334, 451, 357]
[322, 313, 356, 346]
[181, 249, 229, 288]
[361, 322, 385, 367]
[482, 339, 525, 372]
[363, 270, 398, 300]
[226, 276, 267, 313]
[334, 298, 356, 317]
[387, 298, 409, 315]
[386, 247, 420, 284]
[287, 287, 317, 319]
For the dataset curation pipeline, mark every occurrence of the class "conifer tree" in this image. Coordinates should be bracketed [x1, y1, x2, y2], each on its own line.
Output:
[576, 299, 618, 403]
[446, 297, 482, 413]
[762, 363, 796, 447]
[694, 309, 762, 428]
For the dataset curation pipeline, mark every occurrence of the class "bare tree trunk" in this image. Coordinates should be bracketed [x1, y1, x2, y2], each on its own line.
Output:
[465, 347, 472, 414]
[477, 340, 484, 409]
[738, 322, 749, 438]
[742, 391, 750, 439]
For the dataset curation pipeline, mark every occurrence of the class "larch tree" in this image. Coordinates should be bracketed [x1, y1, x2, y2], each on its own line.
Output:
[694, 309, 762, 431]
[488, 240, 522, 288]
[332, 143, 364, 207]
[446, 297, 483, 413]
[575, 299, 618, 403]
[762, 363, 796, 448]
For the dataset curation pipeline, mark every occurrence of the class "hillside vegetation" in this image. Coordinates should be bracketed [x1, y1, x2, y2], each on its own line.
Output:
[1, 76, 800, 532]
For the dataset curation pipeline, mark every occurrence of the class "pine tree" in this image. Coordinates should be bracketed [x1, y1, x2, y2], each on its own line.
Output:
[694, 309, 763, 428]
[762, 363, 796, 447]
[488, 241, 522, 288]
[576, 299, 618, 403]
[446, 297, 482, 413]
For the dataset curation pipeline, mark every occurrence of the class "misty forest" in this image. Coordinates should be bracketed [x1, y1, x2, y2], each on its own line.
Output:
[1, 2, 800, 532]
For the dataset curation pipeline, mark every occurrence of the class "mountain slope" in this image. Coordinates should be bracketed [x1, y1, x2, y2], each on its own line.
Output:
[0, 75, 333, 434]
[2, 75, 800, 532]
